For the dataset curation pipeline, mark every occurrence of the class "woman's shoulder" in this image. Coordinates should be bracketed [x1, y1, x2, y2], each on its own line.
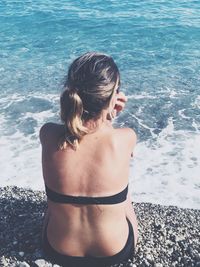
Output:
[113, 127, 137, 146]
[39, 122, 64, 144]
[104, 127, 137, 157]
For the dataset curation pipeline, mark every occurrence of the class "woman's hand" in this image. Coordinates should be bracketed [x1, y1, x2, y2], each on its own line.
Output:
[114, 92, 128, 113]
[107, 92, 128, 120]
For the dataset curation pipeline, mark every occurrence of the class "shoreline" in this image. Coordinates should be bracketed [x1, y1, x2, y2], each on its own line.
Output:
[0, 186, 199, 267]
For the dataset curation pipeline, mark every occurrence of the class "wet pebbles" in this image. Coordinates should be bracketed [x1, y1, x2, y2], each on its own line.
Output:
[0, 186, 199, 267]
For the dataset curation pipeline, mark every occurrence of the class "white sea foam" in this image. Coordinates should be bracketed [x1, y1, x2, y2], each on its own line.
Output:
[127, 94, 157, 100]
[0, 130, 42, 190]
[129, 118, 200, 209]
[0, 93, 58, 190]
[193, 95, 200, 109]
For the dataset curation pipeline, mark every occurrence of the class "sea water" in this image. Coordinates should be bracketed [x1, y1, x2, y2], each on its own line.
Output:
[0, 0, 200, 209]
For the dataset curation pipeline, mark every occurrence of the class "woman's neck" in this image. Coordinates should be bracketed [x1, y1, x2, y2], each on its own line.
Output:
[83, 110, 112, 133]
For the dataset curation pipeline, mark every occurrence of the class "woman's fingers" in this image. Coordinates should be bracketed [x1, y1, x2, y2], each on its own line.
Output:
[117, 92, 128, 103]
[114, 92, 128, 112]
[114, 101, 125, 112]
[107, 92, 128, 120]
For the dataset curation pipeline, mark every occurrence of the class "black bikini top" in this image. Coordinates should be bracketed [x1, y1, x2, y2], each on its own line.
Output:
[45, 184, 128, 205]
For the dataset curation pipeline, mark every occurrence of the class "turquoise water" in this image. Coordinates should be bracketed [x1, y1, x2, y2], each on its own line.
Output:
[0, 0, 200, 208]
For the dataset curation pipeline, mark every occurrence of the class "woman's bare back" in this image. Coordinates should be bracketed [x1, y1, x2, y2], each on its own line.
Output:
[40, 121, 137, 256]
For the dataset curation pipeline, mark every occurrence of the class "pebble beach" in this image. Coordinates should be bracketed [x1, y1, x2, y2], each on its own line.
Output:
[0, 186, 199, 267]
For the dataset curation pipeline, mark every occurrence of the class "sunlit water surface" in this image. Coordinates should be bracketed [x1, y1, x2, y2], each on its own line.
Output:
[0, 0, 200, 209]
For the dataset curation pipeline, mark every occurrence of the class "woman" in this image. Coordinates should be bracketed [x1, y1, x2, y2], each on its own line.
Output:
[40, 52, 138, 267]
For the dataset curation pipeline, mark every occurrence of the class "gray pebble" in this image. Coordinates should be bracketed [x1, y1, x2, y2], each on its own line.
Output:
[0, 256, 9, 267]
[34, 259, 46, 266]
[35, 259, 52, 267]
[168, 247, 173, 254]
[18, 251, 25, 257]
[16, 262, 30, 267]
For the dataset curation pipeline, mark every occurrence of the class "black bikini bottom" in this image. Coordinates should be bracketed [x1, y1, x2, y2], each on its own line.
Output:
[43, 219, 134, 267]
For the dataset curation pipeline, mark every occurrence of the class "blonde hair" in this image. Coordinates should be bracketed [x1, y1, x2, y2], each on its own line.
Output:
[60, 90, 88, 150]
[60, 52, 120, 150]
